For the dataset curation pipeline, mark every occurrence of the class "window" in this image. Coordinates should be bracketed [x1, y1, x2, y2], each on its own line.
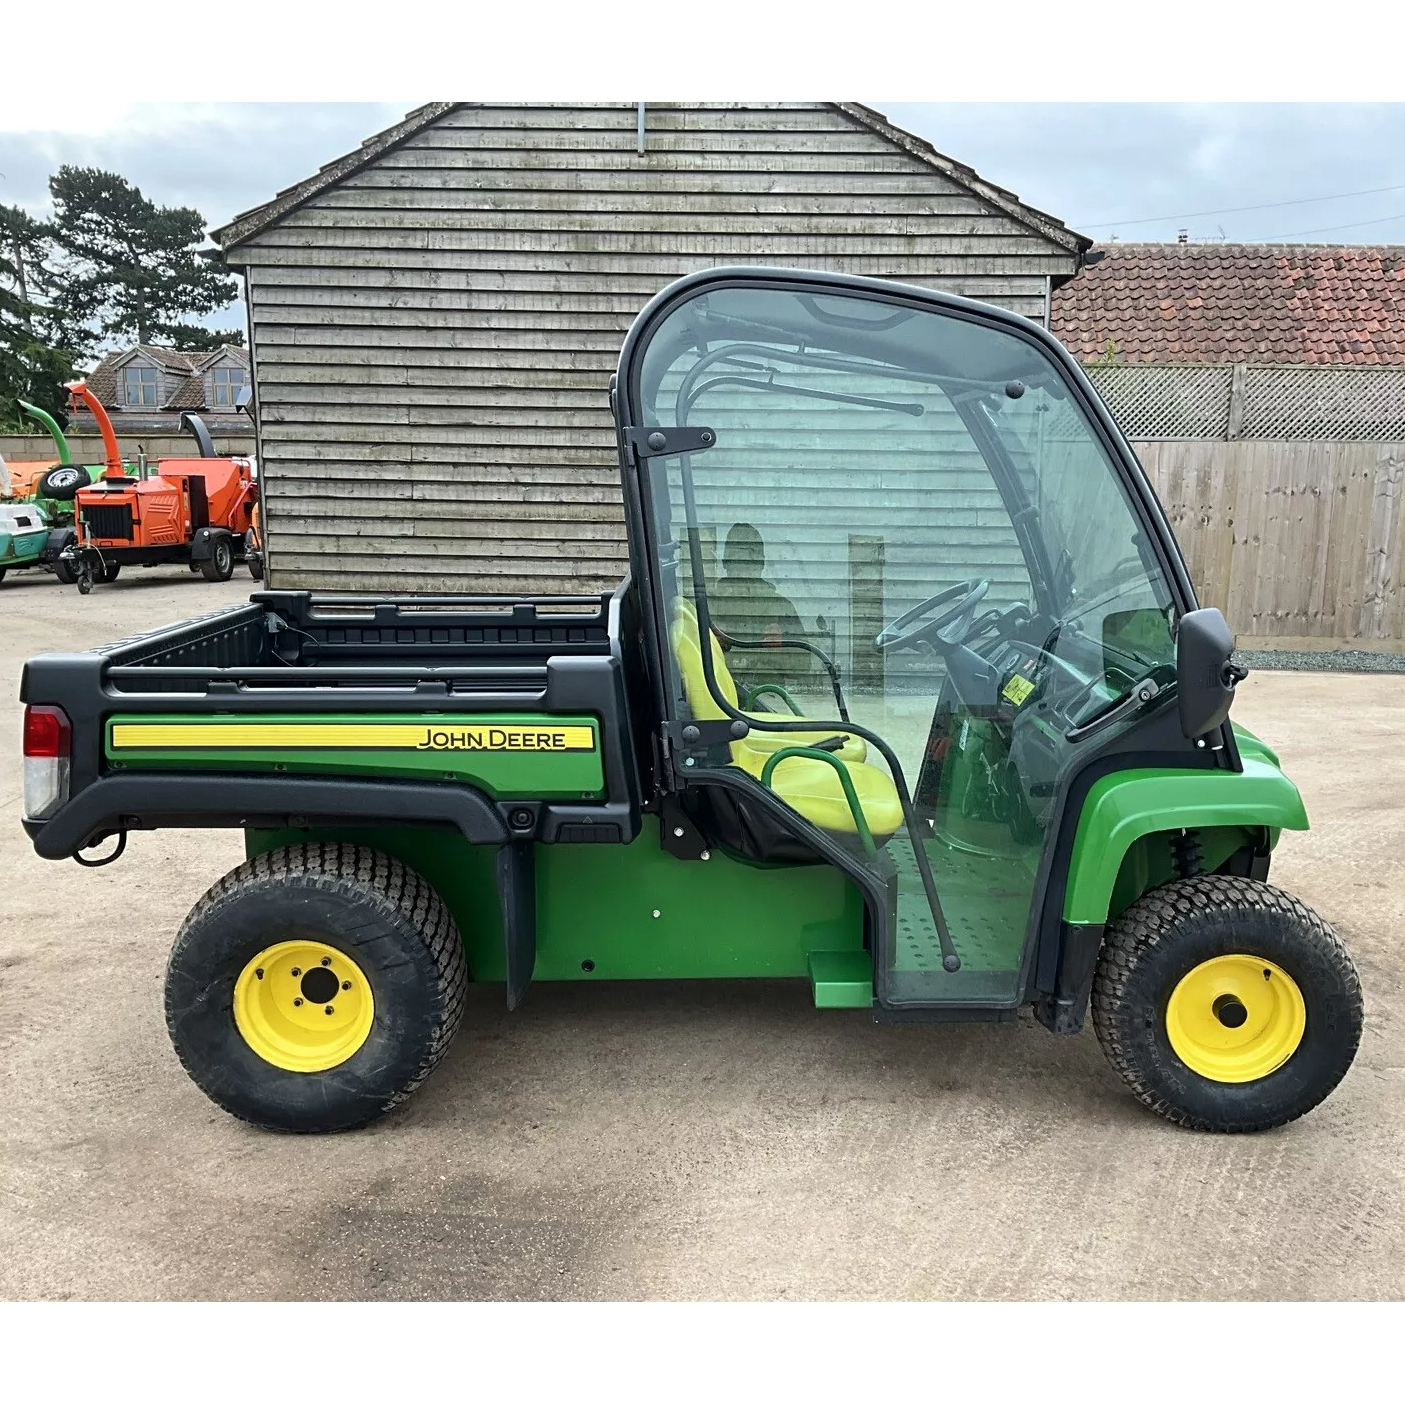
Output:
[211, 365, 246, 406]
[122, 365, 159, 407]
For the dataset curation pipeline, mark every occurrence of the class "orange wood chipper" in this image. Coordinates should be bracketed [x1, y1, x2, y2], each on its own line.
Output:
[59, 380, 258, 593]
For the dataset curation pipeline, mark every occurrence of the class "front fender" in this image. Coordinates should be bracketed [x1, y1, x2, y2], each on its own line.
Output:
[1062, 758, 1309, 925]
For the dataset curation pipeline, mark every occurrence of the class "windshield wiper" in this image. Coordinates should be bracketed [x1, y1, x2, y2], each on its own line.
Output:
[1065, 673, 1169, 744]
[682, 373, 924, 419]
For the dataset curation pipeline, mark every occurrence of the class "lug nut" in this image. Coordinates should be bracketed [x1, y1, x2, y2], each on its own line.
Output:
[341, 980, 351, 990]
[291, 967, 301, 977]
[255, 968, 264, 980]
[325, 1006, 335, 1015]
[321, 957, 332, 967]
[293, 998, 303, 1007]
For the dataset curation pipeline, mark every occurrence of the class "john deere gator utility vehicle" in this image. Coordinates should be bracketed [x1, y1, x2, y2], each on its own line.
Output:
[19, 268, 1362, 1135]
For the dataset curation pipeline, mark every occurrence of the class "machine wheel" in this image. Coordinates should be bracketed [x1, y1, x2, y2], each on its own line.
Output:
[1091, 875, 1362, 1132]
[245, 530, 264, 579]
[165, 843, 468, 1133]
[98, 561, 121, 584]
[0, 568, 6, 583]
[77, 570, 92, 595]
[37, 464, 87, 501]
[198, 535, 234, 582]
[53, 558, 77, 585]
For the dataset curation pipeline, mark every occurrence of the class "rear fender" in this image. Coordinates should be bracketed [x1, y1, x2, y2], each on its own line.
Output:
[1062, 758, 1309, 926]
[189, 526, 233, 561]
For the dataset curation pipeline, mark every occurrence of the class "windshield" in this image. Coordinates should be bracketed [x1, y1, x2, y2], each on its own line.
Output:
[634, 284, 1178, 724]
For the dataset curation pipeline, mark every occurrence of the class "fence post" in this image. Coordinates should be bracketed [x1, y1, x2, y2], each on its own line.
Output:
[1226, 363, 1248, 440]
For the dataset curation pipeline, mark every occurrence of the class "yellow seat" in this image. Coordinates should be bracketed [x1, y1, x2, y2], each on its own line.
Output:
[670, 604, 902, 843]
[671, 599, 866, 763]
[730, 739, 905, 840]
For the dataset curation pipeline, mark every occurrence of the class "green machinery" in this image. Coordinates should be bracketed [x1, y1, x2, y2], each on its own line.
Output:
[19, 268, 1362, 1135]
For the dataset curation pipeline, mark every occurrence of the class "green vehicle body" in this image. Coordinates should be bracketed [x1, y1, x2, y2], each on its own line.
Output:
[22, 267, 1309, 1031]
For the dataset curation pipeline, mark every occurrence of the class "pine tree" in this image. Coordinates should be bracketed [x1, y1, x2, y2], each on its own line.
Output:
[48, 166, 239, 349]
[0, 203, 75, 431]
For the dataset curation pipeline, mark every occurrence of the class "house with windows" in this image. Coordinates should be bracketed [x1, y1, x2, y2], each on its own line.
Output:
[71, 343, 251, 435]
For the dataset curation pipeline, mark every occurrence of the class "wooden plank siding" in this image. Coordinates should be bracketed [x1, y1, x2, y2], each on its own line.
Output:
[224, 102, 1084, 593]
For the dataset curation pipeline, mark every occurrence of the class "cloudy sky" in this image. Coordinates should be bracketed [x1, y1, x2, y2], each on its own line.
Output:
[2, 101, 1402, 335]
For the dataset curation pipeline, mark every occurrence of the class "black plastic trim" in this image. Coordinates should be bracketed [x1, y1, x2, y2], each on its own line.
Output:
[1033, 922, 1104, 1034]
[497, 840, 537, 1010]
[27, 774, 508, 860]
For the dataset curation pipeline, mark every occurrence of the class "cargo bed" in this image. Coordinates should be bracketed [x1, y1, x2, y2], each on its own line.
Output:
[20, 585, 647, 859]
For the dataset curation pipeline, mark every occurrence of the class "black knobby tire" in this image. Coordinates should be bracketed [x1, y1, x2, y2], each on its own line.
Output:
[165, 843, 468, 1132]
[198, 535, 234, 582]
[53, 557, 76, 584]
[1092, 875, 1362, 1132]
[37, 464, 87, 501]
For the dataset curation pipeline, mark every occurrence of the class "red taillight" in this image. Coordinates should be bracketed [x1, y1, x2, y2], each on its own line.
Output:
[23, 705, 71, 759]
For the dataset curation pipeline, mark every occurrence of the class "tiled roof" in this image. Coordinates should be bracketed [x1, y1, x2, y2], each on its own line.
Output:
[83, 344, 249, 410]
[1051, 243, 1405, 365]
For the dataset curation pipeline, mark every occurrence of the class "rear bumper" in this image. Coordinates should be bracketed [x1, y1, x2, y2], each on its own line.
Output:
[26, 773, 511, 859]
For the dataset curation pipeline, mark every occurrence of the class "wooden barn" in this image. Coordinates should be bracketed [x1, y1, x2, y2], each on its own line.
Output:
[213, 102, 1092, 593]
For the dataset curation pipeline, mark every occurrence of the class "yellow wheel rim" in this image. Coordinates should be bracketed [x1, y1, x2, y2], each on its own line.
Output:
[233, 940, 374, 1073]
[1166, 954, 1306, 1083]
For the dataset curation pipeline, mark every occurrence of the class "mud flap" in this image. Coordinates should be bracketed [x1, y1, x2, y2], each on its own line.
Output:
[496, 839, 537, 1011]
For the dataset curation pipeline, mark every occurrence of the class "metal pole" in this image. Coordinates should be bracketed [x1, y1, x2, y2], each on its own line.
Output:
[636, 102, 646, 156]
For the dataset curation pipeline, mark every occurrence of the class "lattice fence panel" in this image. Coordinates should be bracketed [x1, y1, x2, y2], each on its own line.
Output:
[1085, 364, 1233, 440]
[1240, 366, 1405, 441]
[1084, 363, 1405, 442]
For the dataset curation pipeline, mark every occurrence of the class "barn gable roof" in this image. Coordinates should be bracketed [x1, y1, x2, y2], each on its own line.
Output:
[212, 101, 1090, 258]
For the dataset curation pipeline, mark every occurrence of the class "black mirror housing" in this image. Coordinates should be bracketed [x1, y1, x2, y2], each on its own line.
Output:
[1176, 606, 1244, 739]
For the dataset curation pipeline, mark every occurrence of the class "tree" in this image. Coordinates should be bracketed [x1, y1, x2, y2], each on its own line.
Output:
[0, 203, 76, 431]
[48, 166, 239, 349]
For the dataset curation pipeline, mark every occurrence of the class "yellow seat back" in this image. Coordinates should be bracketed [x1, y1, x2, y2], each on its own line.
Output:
[670, 597, 740, 718]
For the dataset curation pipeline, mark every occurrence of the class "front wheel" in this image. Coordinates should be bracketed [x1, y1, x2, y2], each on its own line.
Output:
[165, 843, 467, 1132]
[1092, 875, 1362, 1132]
[198, 535, 234, 582]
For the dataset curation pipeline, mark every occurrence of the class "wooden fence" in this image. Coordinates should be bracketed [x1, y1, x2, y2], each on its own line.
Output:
[1137, 439, 1405, 652]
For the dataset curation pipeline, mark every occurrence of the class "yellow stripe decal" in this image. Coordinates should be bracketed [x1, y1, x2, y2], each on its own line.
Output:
[110, 722, 597, 753]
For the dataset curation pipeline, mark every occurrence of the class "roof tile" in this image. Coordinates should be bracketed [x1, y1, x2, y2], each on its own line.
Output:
[1051, 242, 1405, 365]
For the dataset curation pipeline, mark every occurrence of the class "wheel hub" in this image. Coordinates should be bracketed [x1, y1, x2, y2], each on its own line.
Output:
[1166, 954, 1306, 1083]
[233, 940, 373, 1073]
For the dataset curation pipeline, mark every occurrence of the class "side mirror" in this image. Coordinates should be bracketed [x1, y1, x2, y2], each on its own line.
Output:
[1176, 607, 1247, 739]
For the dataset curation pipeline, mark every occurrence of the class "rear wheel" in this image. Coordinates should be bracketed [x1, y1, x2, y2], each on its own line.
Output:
[165, 843, 468, 1132]
[1092, 875, 1362, 1132]
[98, 561, 121, 583]
[198, 535, 234, 581]
[53, 557, 76, 585]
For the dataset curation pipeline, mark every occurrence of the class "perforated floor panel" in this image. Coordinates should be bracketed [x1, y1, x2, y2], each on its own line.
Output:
[886, 832, 1036, 1004]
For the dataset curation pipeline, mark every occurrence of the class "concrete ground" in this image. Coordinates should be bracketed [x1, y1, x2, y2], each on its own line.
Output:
[1, 567, 1402, 1301]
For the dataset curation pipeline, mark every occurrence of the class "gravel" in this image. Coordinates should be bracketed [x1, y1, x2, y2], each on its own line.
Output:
[1235, 648, 1405, 674]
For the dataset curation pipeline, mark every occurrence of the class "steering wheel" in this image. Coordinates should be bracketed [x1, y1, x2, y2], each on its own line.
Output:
[875, 579, 991, 652]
